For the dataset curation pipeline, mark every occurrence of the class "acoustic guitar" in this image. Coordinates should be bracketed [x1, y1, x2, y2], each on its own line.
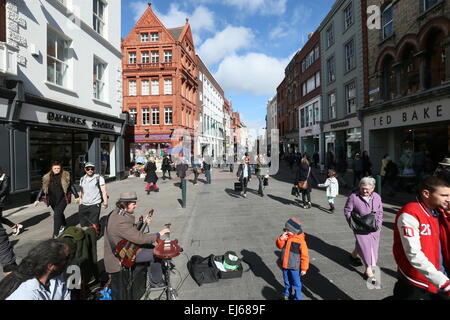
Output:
[115, 209, 154, 268]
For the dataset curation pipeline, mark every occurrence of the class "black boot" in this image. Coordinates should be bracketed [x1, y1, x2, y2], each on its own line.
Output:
[329, 203, 335, 212]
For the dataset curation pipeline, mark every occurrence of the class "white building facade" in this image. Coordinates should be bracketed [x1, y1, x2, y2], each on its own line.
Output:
[266, 95, 277, 150]
[0, 0, 125, 204]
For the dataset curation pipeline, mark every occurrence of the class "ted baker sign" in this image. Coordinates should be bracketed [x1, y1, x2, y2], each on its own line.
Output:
[367, 104, 448, 129]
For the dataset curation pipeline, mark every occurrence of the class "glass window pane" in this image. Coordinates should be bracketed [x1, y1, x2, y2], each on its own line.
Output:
[47, 57, 55, 82]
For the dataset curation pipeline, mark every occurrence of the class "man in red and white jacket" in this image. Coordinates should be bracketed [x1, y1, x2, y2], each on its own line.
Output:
[393, 176, 450, 299]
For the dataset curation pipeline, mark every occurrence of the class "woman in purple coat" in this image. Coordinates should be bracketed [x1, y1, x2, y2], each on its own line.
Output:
[344, 177, 383, 284]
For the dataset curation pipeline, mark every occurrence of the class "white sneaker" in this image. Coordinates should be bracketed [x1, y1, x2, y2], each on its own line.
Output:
[243, 193, 247, 198]
[57, 226, 66, 237]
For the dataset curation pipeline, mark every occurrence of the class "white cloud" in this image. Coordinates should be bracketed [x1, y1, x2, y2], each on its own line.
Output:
[129, 1, 148, 22]
[269, 26, 289, 40]
[215, 53, 289, 96]
[198, 26, 254, 65]
[227, 0, 287, 16]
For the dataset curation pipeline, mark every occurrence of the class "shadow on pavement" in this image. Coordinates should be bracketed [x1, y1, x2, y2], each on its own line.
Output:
[305, 233, 365, 277]
[66, 212, 80, 228]
[383, 207, 400, 215]
[224, 188, 241, 199]
[241, 249, 284, 298]
[302, 264, 353, 300]
[19, 211, 51, 231]
[380, 267, 398, 280]
[267, 194, 298, 206]
[273, 250, 352, 300]
[382, 221, 395, 231]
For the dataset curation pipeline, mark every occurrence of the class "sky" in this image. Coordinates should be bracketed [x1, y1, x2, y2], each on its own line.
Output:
[121, 0, 335, 135]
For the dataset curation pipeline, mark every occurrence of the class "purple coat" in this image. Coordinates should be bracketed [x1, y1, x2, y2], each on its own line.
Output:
[344, 191, 384, 267]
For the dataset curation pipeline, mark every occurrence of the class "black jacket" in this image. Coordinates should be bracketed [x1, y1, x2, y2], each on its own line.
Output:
[162, 157, 172, 170]
[144, 161, 158, 183]
[0, 175, 10, 207]
[237, 164, 252, 182]
[294, 163, 318, 192]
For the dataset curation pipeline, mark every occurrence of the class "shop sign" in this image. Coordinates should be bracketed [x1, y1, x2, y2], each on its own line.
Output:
[366, 103, 449, 130]
[92, 121, 115, 130]
[47, 112, 87, 126]
[331, 121, 349, 130]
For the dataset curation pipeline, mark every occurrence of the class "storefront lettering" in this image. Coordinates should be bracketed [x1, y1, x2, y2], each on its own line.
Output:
[92, 121, 115, 130]
[330, 121, 349, 130]
[47, 112, 86, 126]
[371, 105, 445, 128]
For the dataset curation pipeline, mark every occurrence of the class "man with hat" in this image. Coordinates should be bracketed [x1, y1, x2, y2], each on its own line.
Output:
[78, 162, 108, 232]
[434, 158, 450, 183]
[276, 217, 309, 300]
[103, 192, 170, 300]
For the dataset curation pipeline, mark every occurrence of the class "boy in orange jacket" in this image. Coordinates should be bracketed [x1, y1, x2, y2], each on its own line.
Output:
[276, 217, 309, 300]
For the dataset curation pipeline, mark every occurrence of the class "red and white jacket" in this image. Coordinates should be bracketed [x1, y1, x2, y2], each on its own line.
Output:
[439, 209, 450, 273]
[393, 199, 449, 293]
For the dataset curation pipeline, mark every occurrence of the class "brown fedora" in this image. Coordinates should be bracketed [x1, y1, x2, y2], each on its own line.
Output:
[119, 192, 138, 202]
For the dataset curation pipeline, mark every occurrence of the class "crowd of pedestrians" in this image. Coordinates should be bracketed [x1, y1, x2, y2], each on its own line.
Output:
[0, 150, 450, 301]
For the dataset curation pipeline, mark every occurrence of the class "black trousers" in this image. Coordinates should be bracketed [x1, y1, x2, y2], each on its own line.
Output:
[301, 190, 311, 204]
[242, 178, 249, 194]
[393, 275, 447, 300]
[51, 200, 67, 237]
[193, 170, 199, 184]
[0, 219, 15, 270]
[258, 177, 264, 196]
[162, 169, 171, 179]
[0, 208, 15, 228]
[78, 204, 101, 227]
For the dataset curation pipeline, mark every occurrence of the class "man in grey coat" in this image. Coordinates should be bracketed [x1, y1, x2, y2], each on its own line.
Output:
[103, 192, 170, 299]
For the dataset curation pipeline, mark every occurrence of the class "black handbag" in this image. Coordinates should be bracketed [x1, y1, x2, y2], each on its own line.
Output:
[234, 182, 243, 192]
[263, 177, 268, 186]
[291, 186, 299, 197]
[349, 197, 378, 234]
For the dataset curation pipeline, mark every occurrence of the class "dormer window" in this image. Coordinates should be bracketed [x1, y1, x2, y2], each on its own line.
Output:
[140, 33, 149, 42]
[150, 32, 159, 42]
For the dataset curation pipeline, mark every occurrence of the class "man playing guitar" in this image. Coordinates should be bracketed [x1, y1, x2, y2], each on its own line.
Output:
[103, 192, 170, 300]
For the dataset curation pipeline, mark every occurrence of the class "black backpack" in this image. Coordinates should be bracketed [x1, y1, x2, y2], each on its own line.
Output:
[187, 255, 220, 286]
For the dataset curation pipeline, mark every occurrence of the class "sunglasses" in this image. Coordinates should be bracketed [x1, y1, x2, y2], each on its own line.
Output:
[85, 167, 95, 171]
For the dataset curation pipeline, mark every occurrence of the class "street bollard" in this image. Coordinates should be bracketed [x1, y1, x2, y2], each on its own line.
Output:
[182, 178, 187, 208]
[376, 175, 382, 196]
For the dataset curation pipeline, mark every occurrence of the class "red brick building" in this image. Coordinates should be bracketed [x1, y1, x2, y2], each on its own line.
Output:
[122, 4, 199, 164]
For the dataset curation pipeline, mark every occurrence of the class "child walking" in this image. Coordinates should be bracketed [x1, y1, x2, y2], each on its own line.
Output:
[276, 217, 309, 300]
[318, 169, 339, 212]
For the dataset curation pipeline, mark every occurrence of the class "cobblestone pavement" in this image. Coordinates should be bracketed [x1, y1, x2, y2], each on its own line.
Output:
[0, 163, 408, 300]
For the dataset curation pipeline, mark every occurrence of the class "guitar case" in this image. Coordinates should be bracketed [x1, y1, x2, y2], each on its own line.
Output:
[187, 255, 220, 286]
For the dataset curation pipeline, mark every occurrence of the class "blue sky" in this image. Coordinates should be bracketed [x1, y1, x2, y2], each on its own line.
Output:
[121, 0, 335, 134]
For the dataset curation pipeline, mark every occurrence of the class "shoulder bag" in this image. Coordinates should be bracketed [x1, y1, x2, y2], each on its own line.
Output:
[349, 197, 378, 234]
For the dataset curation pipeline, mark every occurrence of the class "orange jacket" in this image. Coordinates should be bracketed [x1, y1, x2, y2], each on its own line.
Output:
[276, 233, 309, 271]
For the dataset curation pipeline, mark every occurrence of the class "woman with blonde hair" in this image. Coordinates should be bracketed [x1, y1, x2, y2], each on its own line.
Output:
[144, 157, 159, 194]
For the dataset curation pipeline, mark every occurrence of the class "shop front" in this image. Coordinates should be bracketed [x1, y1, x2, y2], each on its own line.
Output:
[300, 125, 322, 160]
[0, 98, 126, 204]
[363, 98, 450, 174]
[323, 116, 362, 170]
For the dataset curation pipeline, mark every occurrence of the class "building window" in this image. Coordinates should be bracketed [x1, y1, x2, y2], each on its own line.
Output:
[152, 108, 160, 125]
[151, 79, 159, 95]
[129, 80, 136, 96]
[345, 82, 356, 114]
[93, 0, 106, 36]
[150, 32, 159, 42]
[140, 33, 149, 42]
[314, 46, 320, 60]
[326, 25, 334, 48]
[164, 50, 172, 63]
[164, 79, 172, 95]
[129, 108, 137, 125]
[151, 51, 159, 63]
[47, 28, 69, 87]
[142, 80, 150, 96]
[93, 57, 106, 100]
[129, 52, 136, 64]
[327, 56, 336, 83]
[328, 92, 336, 119]
[141, 51, 149, 64]
[345, 40, 355, 71]
[164, 107, 173, 125]
[382, 55, 396, 100]
[142, 108, 150, 125]
[382, 4, 394, 39]
[423, 0, 439, 11]
[344, 2, 354, 30]
[313, 102, 320, 125]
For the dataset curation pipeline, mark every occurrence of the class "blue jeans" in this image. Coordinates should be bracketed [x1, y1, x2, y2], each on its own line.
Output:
[283, 269, 302, 300]
[205, 170, 211, 184]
